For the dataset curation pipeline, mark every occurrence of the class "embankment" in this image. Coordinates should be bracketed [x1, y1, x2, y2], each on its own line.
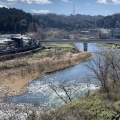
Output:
[0, 44, 92, 98]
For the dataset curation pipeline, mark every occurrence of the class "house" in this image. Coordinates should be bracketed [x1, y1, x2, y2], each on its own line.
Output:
[113, 28, 120, 38]
[80, 31, 90, 37]
[89, 29, 100, 37]
[99, 29, 111, 39]
[11, 37, 23, 48]
[22, 36, 31, 47]
[0, 34, 11, 39]
[0, 41, 6, 50]
[0, 38, 15, 50]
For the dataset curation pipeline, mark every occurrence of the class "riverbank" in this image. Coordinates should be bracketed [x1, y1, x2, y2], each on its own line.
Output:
[0, 44, 92, 98]
[98, 43, 120, 49]
[2, 43, 120, 120]
[37, 80, 120, 120]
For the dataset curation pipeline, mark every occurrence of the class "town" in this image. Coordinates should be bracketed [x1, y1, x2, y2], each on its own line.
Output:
[0, 34, 41, 55]
[0, 28, 120, 52]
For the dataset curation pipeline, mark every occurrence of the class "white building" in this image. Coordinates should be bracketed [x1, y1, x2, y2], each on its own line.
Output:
[113, 28, 120, 38]
[0, 41, 6, 50]
[99, 29, 111, 39]
[0, 39, 15, 50]
[22, 36, 31, 47]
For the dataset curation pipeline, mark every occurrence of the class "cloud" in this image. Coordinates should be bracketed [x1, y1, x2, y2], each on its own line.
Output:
[31, 10, 50, 14]
[62, 0, 69, 2]
[0, 4, 8, 8]
[0, 0, 52, 4]
[97, 0, 120, 4]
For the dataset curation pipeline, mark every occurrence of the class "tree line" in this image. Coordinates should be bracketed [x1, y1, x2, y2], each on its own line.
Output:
[0, 7, 33, 34]
[97, 13, 120, 28]
[34, 13, 103, 30]
[1, 7, 120, 34]
[35, 13, 120, 30]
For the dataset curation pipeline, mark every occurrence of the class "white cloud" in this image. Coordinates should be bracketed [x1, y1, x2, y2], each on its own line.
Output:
[62, 0, 69, 2]
[97, 0, 120, 4]
[0, 0, 52, 4]
[31, 10, 50, 14]
[0, 4, 8, 8]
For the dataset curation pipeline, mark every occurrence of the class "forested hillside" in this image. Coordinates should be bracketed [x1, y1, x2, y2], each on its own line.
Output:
[35, 13, 120, 30]
[34, 14, 103, 30]
[0, 7, 33, 33]
[97, 13, 120, 28]
[1, 7, 120, 34]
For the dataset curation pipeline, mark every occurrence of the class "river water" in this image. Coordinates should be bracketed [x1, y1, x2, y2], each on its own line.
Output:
[1, 43, 107, 108]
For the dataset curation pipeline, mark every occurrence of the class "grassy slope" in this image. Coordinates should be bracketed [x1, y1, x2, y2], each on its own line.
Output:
[39, 81, 120, 120]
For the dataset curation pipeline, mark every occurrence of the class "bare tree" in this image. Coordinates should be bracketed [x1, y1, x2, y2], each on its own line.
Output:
[49, 83, 71, 104]
[49, 81, 91, 104]
[86, 49, 120, 99]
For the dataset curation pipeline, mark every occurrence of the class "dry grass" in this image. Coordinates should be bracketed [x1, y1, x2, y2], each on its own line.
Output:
[0, 50, 92, 98]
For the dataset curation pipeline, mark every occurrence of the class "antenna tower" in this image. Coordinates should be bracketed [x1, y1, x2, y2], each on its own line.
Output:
[73, 0, 75, 15]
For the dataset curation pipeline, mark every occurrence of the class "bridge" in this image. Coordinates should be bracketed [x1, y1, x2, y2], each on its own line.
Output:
[39, 39, 120, 51]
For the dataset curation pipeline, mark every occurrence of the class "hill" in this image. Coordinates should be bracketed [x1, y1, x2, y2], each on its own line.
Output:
[0, 7, 33, 33]
[97, 13, 120, 28]
[34, 13, 120, 30]
[1, 7, 120, 34]
[34, 13, 103, 30]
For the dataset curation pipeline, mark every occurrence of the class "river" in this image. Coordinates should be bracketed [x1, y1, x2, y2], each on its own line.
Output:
[1, 43, 106, 108]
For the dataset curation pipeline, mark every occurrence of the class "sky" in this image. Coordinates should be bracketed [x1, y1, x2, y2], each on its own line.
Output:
[0, 0, 120, 16]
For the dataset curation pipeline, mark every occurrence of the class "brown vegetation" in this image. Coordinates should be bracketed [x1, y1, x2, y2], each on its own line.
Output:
[0, 48, 92, 98]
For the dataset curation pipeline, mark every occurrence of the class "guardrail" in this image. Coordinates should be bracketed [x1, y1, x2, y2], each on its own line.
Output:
[0, 45, 41, 61]
[0, 45, 39, 56]
[39, 39, 120, 44]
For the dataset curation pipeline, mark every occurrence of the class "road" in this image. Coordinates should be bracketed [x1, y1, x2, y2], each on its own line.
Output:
[39, 39, 120, 44]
